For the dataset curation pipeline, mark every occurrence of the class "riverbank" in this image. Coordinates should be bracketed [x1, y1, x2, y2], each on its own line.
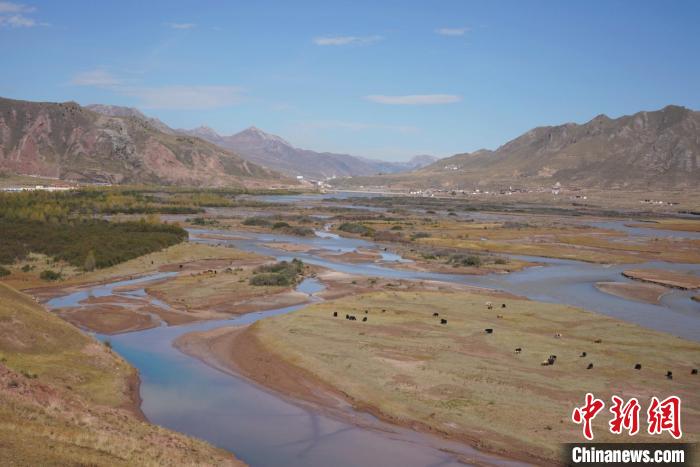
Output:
[594, 281, 669, 304]
[176, 289, 700, 464]
[0, 282, 242, 465]
[622, 268, 700, 290]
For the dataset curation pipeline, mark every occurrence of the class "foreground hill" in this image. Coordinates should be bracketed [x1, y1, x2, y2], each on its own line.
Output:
[0, 282, 241, 465]
[335, 105, 700, 190]
[182, 125, 437, 179]
[0, 97, 285, 187]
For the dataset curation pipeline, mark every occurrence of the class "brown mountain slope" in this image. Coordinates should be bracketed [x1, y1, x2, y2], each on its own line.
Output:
[0, 97, 286, 187]
[334, 105, 700, 190]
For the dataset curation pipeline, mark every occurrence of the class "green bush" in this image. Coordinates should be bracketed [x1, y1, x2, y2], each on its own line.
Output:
[448, 254, 482, 267]
[242, 217, 271, 227]
[338, 222, 374, 236]
[272, 221, 291, 229]
[250, 259, 304, 286]
[40, 269, 61, 281]
[0, 265, 10, 277]
[0, 218, 187, 269]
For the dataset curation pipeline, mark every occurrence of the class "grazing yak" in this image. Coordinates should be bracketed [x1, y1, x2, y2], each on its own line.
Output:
[433, 312, 439, 317]
[440, 319, 447, 325]
[485, 328, 493, 334]
[333, 312, 338, 317]
[692, 369, 698, 375]
[587, 363, 594, 370]
[515, 347, 522, 354]
[634, 363, 642, 370]
[362, 317, 367, 322]
[580, 352, 587, 357]
[666, 371, 673, 380]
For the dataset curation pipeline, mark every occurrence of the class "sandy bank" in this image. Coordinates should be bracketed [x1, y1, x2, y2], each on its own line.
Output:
[622, 268, 700, 290]
[594, 281, 669, 304]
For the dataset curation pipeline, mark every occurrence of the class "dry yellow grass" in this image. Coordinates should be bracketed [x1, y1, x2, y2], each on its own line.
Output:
[2, 243, 258, 290]
[147, 261, 308, 317]
[251, 290, 700, 463]
[349, 216, 700, 264]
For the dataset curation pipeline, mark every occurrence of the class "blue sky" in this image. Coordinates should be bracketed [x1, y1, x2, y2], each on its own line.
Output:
[1, 1, 699, 161]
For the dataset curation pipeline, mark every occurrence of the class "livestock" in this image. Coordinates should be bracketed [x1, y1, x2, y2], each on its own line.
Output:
[634, 363, 642, 370]
[484, 328, 493, 334]
[333, 312, 338, 317]
[433, 312, 439, 317]
[440, 319, 447, 325]
[587, 363, 594, 370]
[362, 317, 367, 322]
[692, 369, 698, 375]
[580, 352, 587, 357]
[515, 347, 522, 354]
[666, 371, 673, 380]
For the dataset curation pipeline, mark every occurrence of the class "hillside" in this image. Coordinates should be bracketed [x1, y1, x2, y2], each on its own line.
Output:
[0, 282, 241, 465]
[183, 126, 437, 179]
[334, 105, 700, 190]
[0, 97, 286, 187]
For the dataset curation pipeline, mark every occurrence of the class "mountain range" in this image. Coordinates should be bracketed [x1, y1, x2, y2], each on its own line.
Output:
[177, 126, 436, 180]
[0, 97, 282, 187]
[335, 105, 700, 190]
[87, 104, 438, 180]
[2, 97, 697, 190]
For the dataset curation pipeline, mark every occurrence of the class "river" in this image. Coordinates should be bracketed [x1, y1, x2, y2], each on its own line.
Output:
[45, 197, 700, 466]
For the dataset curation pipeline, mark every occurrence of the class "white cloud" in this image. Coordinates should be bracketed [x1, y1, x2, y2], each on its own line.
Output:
[0, 1, 34, 13]
[124, 85, 244, 110]
[71, 69, 122, 87]
[435, 27, 469, 36]
[0, 1, 42, 28]
[167, 22, 196, 29]
[313, 35, 382, 46]
[364, 94, 461, 105]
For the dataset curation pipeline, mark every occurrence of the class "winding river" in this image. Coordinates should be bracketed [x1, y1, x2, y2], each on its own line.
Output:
[45, 196, 700, 466]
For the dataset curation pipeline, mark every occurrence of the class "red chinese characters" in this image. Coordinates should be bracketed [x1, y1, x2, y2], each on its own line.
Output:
[647, 396, 682, 439]
[609, 396, 641, 435]
[572, 393, 605, 440]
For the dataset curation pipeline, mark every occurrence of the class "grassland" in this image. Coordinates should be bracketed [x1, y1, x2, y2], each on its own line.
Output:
[330, 213, 700, 265]
[206, 290, 700, 463]
[147, 258, 311, 318]
[0, 282, 241, 466]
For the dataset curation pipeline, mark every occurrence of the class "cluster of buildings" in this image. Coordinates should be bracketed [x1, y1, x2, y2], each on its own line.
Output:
[1, 184, 75, 193]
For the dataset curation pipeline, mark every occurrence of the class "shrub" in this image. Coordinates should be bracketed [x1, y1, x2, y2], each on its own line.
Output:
[0, 265, 10, 277]
[448, 254, 482, 267]
[250, 259, 304, 287]
[390, 225, 403, 230]
[495, 258, 508, 265]
[338, 222, 374, 236]
[411, 232, 430, 240]
[272, 221, 291, 229]
[242, 217, 271, 227]
[40, 269, 61, 281]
